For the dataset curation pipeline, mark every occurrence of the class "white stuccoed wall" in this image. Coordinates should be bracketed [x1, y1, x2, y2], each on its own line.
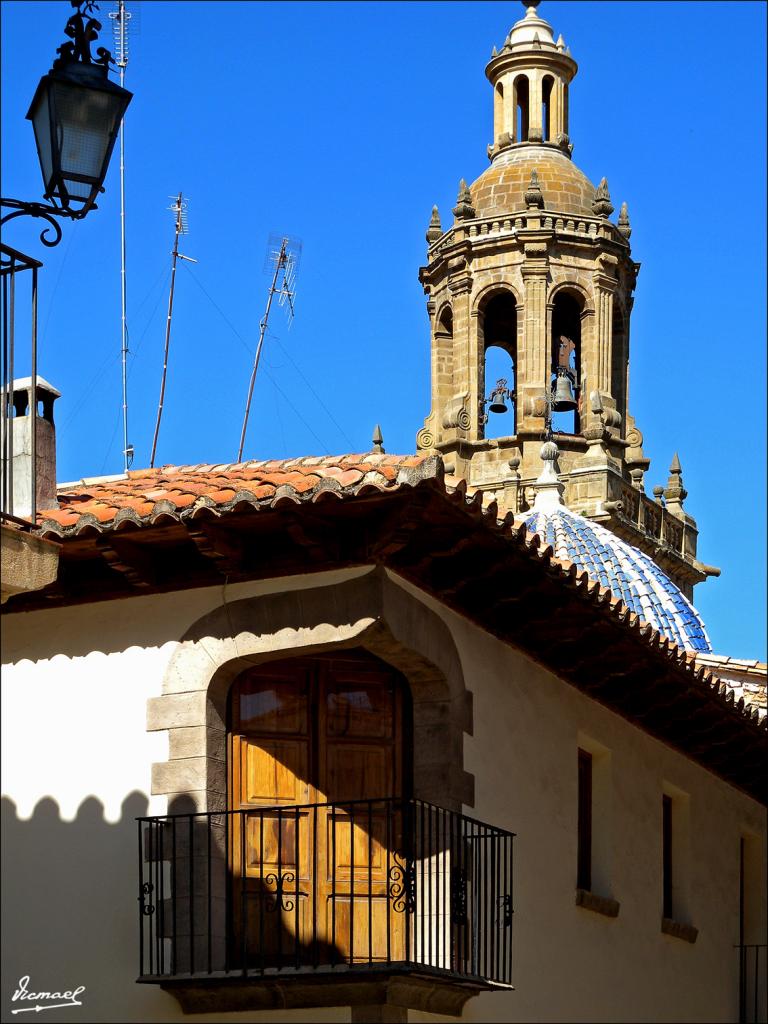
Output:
[2, 566, 765, 1024]
[392, 575, 767, 1024]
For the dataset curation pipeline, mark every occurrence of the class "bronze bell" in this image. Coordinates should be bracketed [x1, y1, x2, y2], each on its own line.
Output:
[488, 380, 510, 415]
[551, 370, 577, 412]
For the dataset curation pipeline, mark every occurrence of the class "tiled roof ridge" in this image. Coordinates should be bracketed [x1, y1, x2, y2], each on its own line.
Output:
[47, 453, 440, 529]
[124, 452, 415, 478]
[523, 502, 711, 655]
[35, 454, 765, 734]
[695, 653, 767, 674]
[448, 486, 767, 734]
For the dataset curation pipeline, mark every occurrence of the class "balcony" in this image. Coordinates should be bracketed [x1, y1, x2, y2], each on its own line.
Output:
[137, 798, 515, 1015]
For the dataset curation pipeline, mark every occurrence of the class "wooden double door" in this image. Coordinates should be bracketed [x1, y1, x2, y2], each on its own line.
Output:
[228, 650, 409, 967]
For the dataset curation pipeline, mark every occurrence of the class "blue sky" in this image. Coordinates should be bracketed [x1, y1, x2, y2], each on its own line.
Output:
[1, 1, 765, 659]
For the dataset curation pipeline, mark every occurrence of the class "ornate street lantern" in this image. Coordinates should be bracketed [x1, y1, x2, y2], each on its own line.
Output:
[25, 1, 132, 217]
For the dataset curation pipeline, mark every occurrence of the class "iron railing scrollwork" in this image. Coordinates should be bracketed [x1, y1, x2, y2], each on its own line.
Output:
[497, 893, 513, 929]
[137, 797, 515, 987]
[388, 854, 415, 915]
[139, 882, 155, 915]
[264, 871, 296, 913]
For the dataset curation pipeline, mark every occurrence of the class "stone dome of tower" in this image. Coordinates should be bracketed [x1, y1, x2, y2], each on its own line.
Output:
[470, 145, 596, 220]
[524, 504, 712, 654]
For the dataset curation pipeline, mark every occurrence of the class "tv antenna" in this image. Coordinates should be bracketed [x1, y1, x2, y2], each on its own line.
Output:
[108, 1, 139, 474]
[149, 193, 197, 468]
[237, 235, 301, 462]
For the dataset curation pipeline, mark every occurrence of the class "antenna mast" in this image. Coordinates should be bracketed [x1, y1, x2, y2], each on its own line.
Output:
[109, 1, 134, 473]
[237, 235, 301, 462]
[150, 193, 196, 468]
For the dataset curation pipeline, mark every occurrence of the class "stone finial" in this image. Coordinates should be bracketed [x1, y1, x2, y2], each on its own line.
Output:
[653, 485, 665, 506]
[426, 205, 442, 244]
[664, 453, 687, 511]
[533, 440, 565, 511]
[524, 169, 545, 209]
[532, 33, 542, 49]
[624, 420, 650, 488]
[592, 177, 614, 218]
[371, 424, 385, 455]
[522, 0, 541, 11]
[556, 33, 566, 51]
[453, 179, 476, 221]
[491, 45, 498, 57]
[617, 201, 632, 239]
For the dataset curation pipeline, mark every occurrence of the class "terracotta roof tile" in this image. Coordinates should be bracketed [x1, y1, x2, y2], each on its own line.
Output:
[45, 454, 431, 532]
[23, 449, 768, 742]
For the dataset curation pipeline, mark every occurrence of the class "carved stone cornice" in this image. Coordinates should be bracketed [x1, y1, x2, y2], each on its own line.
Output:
[592, 271, 618, 292]
[448, 272, 473, 296]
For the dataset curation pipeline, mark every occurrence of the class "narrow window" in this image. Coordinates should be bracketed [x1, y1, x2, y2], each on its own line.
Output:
[542, 76, 554, 142]
[662, 794, 673, 919]
[494, 82, 504, 141]
[739, 832, 767, 1022]
[563, 82, 570, 134]
[515, 75, 529, 142]
[577, 748, 592, 891]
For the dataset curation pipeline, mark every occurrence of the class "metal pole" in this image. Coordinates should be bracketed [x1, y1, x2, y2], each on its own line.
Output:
[9, 263, 16, 517]
[237, 239, 287, 462]
[150, 194, 183, 469]
[1, 269, 7, 514]
[30, 266, 37, 524]
[117, 1, 130, 473]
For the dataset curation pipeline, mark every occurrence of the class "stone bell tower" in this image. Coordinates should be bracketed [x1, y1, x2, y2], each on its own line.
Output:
[417, 0, 716, 598]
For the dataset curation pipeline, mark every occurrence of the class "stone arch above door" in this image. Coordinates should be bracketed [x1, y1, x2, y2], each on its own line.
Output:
[148, 569, 474, 814]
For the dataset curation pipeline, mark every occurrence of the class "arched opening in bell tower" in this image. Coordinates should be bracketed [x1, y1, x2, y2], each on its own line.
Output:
[494, 83, 504, 141]
[480, 291, 517, 439]
[514, 75, 529, 143]
[434, 304, 454, 399]
[563, 83, 570, 135]
[550, 290, 583, 436]
[542, 76, 554, 142]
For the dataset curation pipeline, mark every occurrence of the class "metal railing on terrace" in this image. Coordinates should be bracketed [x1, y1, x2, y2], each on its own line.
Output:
[137, 797, 515, 988]
[0, 244, 41, 526]
[738, 944, 767, 1024]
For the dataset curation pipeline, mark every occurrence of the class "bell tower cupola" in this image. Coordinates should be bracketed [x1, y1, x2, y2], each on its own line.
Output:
[416, 1, 717, 599]
[487, 0, 577, 158]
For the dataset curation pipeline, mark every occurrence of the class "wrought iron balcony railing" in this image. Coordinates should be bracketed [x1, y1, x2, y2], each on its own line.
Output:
[137, 798, 515, 989]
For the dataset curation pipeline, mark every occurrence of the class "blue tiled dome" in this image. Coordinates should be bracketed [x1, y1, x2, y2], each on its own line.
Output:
[524, 506, 712, 654]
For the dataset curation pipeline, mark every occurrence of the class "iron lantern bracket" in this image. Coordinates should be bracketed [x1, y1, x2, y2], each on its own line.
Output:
[0, 197, 89, 250]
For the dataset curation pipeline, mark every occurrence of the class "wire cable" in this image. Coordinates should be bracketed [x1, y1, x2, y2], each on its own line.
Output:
[100, 406, 123, 474]
[180, 261, 253, 357]
[271, 333, 356, 450]
[40, 221, 78, 348]
[127, 266, 172, 376]
[179, 261, 340, 455]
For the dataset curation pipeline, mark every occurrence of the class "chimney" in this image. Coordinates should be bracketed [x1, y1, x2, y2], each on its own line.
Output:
[1, 376, 60, 518]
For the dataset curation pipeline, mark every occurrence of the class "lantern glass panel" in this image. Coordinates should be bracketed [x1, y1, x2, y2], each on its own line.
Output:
[51, 79, 121, 198]
[30, 90, 54, 194]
